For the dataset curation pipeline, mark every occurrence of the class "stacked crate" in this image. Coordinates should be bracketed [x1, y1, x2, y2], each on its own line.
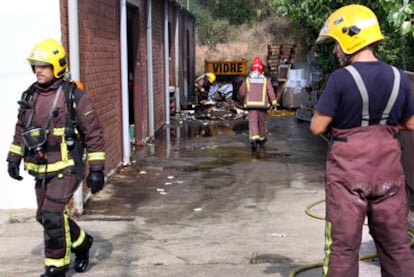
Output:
[281, 43, 296, 59]
[266, 44, 282, 81]
[266, 43, 296, 108]
[266, 43, 296, 80]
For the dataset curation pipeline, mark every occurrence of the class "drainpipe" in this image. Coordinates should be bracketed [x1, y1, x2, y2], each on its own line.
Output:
[147, 0, 155, 139]
[164, 0, 170, 124]
[183, 15, 188, 102]
[120, 0, 131, 165]
[68, 0, 83, 214]
[174, 7, 180, 112]
[147, 0, 155, 138]
[192, 13, 196, 93]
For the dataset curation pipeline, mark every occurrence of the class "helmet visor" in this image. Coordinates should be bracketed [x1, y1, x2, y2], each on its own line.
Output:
[28, 60, 51, 67]
[316, 20, 334, 44]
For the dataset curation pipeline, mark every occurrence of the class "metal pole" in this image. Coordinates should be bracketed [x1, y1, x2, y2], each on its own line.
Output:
[164, 0, 170, 124]
[147, 0, 155, 138]
[68, 0, 83, 214]
[120, 0, 131, 165]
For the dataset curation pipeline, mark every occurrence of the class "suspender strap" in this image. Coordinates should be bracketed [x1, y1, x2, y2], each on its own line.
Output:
[380, 66, 400, 124]
[46, 86, 62, 130]
[344, 65, 401, 126]
[344, 65, 370, 126]
[25, 85, 62, 129]
[63, 81, 86, 181]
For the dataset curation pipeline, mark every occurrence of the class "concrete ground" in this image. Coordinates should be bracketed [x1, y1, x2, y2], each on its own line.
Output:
[1, 115, 414, 277]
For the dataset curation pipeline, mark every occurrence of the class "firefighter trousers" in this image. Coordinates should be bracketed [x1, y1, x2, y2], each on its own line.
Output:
[247, 109, 267, 142]
[324, 125, 414, 277]
[35, 172, 88, 269]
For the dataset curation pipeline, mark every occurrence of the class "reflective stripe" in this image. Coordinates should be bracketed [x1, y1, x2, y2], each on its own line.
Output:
[63, 212, 71, 264]
[88, 152, 106, 161]
[277, 64, 291, 81]
[345, 66, 370, 126]
[380, 66, 400, 124]
[248, 78, 265, 84]
[345, 65, 401, 126]
[53, 127, 79, 136]
[9, 144, 24, 156]
[53, 127, 82, 162]
[195, 74, 205, 82]
[72, 229, 86, 249]
[44, 212, 72, 268]
[53, 127, 66, 136]
[323, 221, 332, 276]
[245, 77, 267, 108]
[84, 109, 94, 116]
[45, 257, 67, 268]
[61, 139, 69, 161]
[25, 159, 75, 174]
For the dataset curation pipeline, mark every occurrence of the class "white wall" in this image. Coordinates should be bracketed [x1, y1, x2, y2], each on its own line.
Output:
[0, 1, 61, 209]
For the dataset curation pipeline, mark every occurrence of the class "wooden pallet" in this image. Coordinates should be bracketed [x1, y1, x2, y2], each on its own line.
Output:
[267, 44, 282, 56]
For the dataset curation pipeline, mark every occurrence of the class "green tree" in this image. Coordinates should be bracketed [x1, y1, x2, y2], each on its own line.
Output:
[189, 0, 234, 46]
[189, 0, 286, 46]
[380, 0, 414, 36]
[274, 0, 414, 71]
[254, 0, 279, 20]
[208, 0, 255, 25]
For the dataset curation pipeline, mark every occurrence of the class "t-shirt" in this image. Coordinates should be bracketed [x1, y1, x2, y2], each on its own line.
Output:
[315, 61, 414, 129]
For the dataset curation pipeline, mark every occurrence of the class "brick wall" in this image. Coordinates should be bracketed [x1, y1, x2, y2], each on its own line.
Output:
[60, 0, 123, 173]
[132, 1, 196, 141]
[170, 7, 196, 106]
[60, 0, 196, 175]
[132, 1, 148, 143]
[152, 1, 166, 133]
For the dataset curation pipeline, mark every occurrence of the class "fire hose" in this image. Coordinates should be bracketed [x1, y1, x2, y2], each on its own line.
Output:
[289, 134, 414, 276]
[289, 198, 414, 277]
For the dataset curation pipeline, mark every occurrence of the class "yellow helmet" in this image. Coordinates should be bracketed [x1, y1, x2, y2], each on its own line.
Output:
[27, 38, 68, 78]
[206, 72, 216, 84]
[316, 4, 384, 55]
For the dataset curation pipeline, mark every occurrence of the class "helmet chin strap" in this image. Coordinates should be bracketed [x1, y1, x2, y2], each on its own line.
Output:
[343, 54, 351, 66]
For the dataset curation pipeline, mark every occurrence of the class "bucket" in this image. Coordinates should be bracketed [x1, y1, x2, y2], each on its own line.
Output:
[282, 87, 309, 109]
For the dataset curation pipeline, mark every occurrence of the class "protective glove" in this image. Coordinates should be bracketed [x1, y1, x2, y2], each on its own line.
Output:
[7, 159, 23, 181]
[86, 168, 104, 194]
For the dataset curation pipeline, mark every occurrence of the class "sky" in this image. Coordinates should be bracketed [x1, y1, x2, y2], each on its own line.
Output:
[0, 0, 61, 209]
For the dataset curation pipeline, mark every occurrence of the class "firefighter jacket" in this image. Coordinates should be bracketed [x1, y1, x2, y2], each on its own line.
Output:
[239, 72, 277, 109]
[277, 63, 292, 82]
[194, 74, 210, 94]
[7, 78, 106, 178]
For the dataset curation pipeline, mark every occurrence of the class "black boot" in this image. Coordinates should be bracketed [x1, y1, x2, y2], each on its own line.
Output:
[39, 266, 66, 277]
[73, 234, 94, 272]
[258, 137, 267, 146]
[251, 140, 257, 150]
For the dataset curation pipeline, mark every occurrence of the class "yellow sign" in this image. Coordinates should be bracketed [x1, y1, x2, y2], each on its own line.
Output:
[204, 59, 248, 76]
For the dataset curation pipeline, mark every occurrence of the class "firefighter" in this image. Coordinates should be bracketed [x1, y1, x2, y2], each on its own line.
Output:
[310, 5, 414, 276]
[281, 53, 292, 65]
[275, 53, 293, 104]
[239, 56, 278, 149]
[6, 38, 106, 277]
[194, 72, 216, 103]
